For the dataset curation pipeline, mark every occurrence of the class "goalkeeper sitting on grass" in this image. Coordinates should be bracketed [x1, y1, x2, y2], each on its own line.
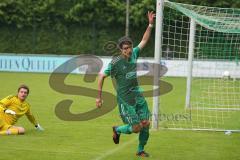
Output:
[0, 84, 44, 135]
[96, 11, 155, 157]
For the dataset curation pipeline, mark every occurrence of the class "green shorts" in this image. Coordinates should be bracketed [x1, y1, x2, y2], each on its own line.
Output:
[117, 95, 150, 126]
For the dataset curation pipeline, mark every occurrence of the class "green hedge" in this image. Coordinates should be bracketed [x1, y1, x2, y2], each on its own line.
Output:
[0, 24, 155, 57]
[0, 0, 238, 56]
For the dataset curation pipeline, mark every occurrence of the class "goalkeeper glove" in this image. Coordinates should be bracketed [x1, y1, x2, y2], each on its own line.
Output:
[35, 124, 44, 131]
[4, 109, 16, 115]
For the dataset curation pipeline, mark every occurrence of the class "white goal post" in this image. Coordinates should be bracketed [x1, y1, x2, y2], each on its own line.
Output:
[152, 0, 240, 131]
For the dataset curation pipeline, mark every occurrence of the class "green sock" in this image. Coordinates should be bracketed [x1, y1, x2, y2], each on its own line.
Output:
[138, 144, 144, 153]
[138, 127, 149, 152]
[116, 125, 132, 134]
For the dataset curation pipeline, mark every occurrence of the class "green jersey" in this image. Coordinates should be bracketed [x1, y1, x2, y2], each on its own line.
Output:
[104, 47, 142, 105]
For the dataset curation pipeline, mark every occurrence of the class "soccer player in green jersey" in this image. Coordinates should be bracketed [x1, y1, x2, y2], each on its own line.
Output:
[96, 11, 155, 157]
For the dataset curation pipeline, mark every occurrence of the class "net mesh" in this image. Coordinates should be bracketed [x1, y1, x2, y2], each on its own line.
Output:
[160, 1, 240, 131]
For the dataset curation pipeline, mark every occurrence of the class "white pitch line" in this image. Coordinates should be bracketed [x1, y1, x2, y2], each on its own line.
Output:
[93, 137, 137, 160]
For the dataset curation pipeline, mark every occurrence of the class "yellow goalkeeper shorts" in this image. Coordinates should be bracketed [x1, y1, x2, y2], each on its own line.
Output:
[0, 112, 12, 131]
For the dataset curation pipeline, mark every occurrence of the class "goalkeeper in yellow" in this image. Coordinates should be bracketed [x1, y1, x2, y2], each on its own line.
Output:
[0, 84, 44, 135]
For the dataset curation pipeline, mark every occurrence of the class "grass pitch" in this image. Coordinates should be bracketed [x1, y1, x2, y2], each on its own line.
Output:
[0, 72, 239, 160]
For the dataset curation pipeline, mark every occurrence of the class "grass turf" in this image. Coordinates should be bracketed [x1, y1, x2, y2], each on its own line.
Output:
[0, 72, 239, 160]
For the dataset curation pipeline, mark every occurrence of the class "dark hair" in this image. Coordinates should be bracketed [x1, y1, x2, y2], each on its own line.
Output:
[118, 36, 133, 49]
[18, 84, 30, 94]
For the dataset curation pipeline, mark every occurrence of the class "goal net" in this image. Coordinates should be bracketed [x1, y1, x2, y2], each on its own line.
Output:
[158, 0, 240, 131]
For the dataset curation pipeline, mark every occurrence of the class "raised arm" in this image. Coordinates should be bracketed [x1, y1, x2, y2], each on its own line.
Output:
[138, 11, 155, 50]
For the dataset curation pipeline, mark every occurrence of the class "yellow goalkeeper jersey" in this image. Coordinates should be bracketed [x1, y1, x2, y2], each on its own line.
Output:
[0, 95, 37, 126]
